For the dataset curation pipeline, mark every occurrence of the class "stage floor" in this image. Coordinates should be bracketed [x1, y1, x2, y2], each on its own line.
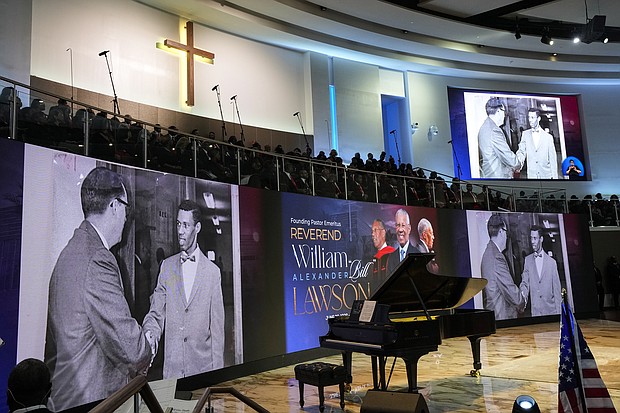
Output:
[195, 317, 620, 412]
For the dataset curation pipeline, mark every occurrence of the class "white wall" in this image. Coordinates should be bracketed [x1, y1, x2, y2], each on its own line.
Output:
[0, 0, 32, 85]
[333, 58, 384, 162]
[29, 0, 307, 134]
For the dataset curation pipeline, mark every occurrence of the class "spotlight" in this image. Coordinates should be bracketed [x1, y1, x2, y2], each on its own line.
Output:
[541, 31, 553, 45]
[512, 395, 541, 413]
[602, 35, 609, 43]
[573, 36, 581, 43]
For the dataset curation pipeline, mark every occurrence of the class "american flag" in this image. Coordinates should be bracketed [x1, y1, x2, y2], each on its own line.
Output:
[558, 299, 616, 413]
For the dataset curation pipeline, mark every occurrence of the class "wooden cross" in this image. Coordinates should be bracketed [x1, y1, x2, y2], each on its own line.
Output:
[163, 21, 214, 106]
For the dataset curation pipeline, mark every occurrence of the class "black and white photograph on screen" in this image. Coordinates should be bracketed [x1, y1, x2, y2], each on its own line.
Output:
[464, 92, 567, 180]
[29, 152, 241, 412]
[467, 211, 571, 321]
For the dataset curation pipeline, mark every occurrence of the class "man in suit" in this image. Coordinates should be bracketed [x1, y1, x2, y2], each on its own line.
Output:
[478, 97, 521, 179]
[516, 108, 559, 179]
[7, 359, 52, 413]
[45, 167, 151, 412]
[481, 214, 525, 320]
[370, 219, 395, 290]
[387, 209, 420, 274]
[416, 218, 439, 273]
[134, 228, 153, 324]
[143, 199, 225, 379]
[519, 226, 562, 316]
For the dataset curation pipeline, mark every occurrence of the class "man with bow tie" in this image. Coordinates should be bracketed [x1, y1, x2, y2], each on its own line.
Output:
[143, 199, 224, 379]
[519, 226, 562, 316]
[516, 108, 559, 179]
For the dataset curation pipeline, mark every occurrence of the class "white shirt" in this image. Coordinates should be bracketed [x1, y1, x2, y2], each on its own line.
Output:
[532, 128, 540, 150]
[535, 250, 544, 280]
[182, 246, 201, 301]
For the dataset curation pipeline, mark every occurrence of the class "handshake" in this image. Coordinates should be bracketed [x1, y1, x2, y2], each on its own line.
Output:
[145, 330, 158, 366]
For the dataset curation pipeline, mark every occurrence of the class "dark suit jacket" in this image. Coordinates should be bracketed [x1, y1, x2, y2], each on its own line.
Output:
[45, 220, 151, 412]
[386, 242, 421, 276]
[143, 248, 225, 379]
[481, 240, 523, 320]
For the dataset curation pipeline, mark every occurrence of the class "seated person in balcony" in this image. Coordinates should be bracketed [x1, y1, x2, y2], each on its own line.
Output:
[296, 167, 312, 195]
[279, 161, 300, 193]
[0, 87, 22, 137]
[462, 183, 478, 209]
[348, 172, 368, 201]
[18, 99, 48, 141]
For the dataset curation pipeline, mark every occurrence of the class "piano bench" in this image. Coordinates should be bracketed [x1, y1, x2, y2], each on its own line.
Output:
[294, 362, 347, 412]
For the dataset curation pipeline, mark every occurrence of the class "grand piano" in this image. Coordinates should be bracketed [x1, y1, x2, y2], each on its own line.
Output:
[319, 253, 496, 393]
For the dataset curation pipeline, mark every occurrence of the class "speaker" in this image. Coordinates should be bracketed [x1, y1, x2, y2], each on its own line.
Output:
[360, 390, 429, 413]
[582, 15, 606, 43]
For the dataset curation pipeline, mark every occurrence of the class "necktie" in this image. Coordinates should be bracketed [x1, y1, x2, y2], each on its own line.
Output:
[400, 248, 405, 262]
[181, 251, 196, 263]
[534, 251, 543, 258]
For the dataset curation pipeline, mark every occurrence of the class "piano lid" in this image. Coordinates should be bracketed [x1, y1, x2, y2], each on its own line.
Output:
[369, 253, 487, 313]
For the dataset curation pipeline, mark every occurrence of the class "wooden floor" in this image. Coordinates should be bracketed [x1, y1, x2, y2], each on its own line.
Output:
[193, 312, 620, 412]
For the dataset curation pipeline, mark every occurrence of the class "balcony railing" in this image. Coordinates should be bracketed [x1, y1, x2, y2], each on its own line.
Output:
[5, 75, 613, 224]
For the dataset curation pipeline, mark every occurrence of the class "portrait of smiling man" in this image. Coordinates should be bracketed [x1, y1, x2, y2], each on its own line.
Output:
[387, 208, 421, 275]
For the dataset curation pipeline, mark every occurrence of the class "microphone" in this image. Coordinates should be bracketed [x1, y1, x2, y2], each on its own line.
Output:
[98, 50, 109, 56]
[211, 84, 219, 91]
[230, 95, 237, 100]
[293, 112, 300, 117]
[389, 129, 396, 134]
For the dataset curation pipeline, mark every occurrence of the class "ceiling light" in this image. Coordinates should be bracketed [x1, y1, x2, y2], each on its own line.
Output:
[541, 30, 553, 46]
[573, 36, 580, 43]
[212, 215, 220, 226]
[602, 35, 609, 43]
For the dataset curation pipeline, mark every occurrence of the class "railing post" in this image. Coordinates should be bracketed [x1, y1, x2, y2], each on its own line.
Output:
[10, 86, 18, 140]
[84, 111, 90, 157]
[276, 155, 281, 192]
[310, 162, 316, 196]
[374, 173, 379, 203]
[237, 146, 242, 185]
[143, 127, 149, 170]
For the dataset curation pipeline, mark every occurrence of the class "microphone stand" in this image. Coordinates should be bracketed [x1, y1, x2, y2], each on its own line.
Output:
[449, 140, 462, 180]
[213, 85, 227, 141]
[390, 130, 401, 165]
[66, 48, 74, 116]
[294, 112, 311, 155]
[230, 96, 245, 145]
[101, 51, 120, 115]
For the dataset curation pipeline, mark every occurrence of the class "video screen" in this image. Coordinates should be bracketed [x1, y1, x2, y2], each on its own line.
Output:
[0, 138, 596, 413]
[447, 87, 587, 180]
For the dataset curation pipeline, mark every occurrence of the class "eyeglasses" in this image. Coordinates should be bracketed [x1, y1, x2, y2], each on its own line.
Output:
[115, 197, 131, 209]
[371, 228, 386, 233]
